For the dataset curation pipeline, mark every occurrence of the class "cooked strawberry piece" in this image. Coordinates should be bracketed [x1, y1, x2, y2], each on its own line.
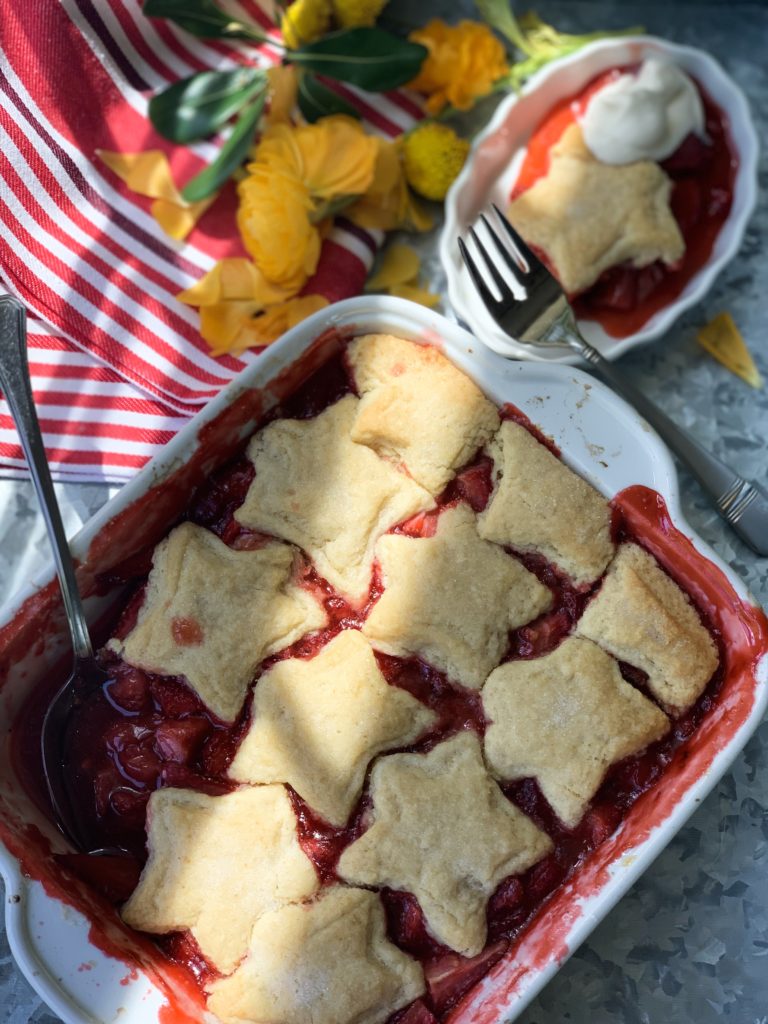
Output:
[527, 854, 567, 902]
[189, 459, 255, 537]
[610, 752, 661, 794]
[200, 728, 240, 777]
[104, 720, 153, 752]
[588, 266, 638, 312]
[508, 607, 571, 659]
[635, 262, 667, 305]
[583, 803, 622, 847]
[452, 459, 493, 513]
[391, 999, 439, 1024]
[384, 890, 446, 959]
[229, 528, 270, 551]
[151, 677, 205, 718]
[425, 941, 507, 1015]
[110, 786, 151, 821]
[674, 715, 697, 742]
[116, 742, 161, 787]
[154, 718, 210, 764]
[394, 510, 440, 538]
[488, 875, 524, 917]
[661, 132, 711, 173]
[104, 669, 151, 714]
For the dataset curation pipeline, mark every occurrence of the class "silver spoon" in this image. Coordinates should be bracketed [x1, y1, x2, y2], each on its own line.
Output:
[0, 295, 113, 852]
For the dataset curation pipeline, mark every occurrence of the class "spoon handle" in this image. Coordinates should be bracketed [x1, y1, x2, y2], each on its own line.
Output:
[0, 296, 93, 660]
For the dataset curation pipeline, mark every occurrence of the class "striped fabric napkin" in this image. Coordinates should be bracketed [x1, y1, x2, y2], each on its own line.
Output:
[0, 0, 419, 482]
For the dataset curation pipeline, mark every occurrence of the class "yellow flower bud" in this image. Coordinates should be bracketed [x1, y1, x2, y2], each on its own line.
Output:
[402, 123, 470, 202]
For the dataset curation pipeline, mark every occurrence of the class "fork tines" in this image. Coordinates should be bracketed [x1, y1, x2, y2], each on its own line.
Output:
[459, 204, 559, 316]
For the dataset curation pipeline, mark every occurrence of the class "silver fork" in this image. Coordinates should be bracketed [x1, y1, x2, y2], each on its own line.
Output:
[458, 205, 768, 556]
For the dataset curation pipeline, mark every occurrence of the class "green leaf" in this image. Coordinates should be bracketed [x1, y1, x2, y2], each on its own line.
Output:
[474, 0, 533, 55]
[149, 68, 267, 143]
[181, 94, 265, 203]
[143, 0, 265, 41]
[287, 28, 427, 92]
[297, 73, 360, 123]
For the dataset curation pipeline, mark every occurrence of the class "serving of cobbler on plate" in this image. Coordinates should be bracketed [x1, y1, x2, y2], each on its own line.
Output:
[30, 332, 731, 1024]
[507, 58, 737, 339]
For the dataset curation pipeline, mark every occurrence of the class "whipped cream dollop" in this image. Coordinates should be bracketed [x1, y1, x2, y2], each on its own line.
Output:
[580, 58, 706, 165]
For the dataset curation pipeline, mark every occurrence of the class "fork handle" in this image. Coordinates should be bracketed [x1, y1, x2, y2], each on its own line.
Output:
[574, 338, 768, 557]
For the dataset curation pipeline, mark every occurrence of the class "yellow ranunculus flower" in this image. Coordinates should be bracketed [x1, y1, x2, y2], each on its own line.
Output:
[346, 137, 432, 232]
[281, 0, 332, 49]
[402, 122, 470, 201]
[255, 116, 378, 204]
[237, 165, 321, 291]
[332, 0, 389, 28]
[407, 19, 509, 114]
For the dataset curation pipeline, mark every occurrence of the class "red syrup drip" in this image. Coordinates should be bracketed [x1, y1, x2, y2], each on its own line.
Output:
[7, 349, 767, 1024]
[511, 65, 737, 339]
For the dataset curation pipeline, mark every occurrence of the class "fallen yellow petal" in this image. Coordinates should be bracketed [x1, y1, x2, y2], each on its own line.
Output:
[387, 282, 441, 308]
[200, 300, 264, 351]
[366, 244, 421, 291]
[177, 259, 294, 308]
[697, 312, 763, 389]
[251, 294, 329, 344]
[98, 150, 218, 241]
[98, 150, 182, 203]
[151, 195, 214, 240]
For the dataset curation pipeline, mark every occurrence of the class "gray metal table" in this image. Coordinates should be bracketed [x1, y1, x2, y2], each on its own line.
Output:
[1, 1, 766, 1021]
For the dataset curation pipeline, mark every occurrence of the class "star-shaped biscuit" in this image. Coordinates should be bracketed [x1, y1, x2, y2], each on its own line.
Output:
[228, 630, 437, 825]
[235, 395, 434, 604]
[363, 503, 552, 688]
[111, 522, 327, 722]
[338, 732, 552, 956]
[348, 333, 500, 495]
[508, 123, 684, 295]
[121, 786, 318, 975]
[478, 420, 614, 586]
[483, 637, 670, 827]
[207, 886, 425, 1024]
[575, 542, 719, 712]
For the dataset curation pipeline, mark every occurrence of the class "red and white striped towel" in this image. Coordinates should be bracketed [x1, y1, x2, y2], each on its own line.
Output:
[0, 0, 420, 482]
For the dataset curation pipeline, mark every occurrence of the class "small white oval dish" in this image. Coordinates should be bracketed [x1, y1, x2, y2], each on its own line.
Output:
[441, 36, 758, 363]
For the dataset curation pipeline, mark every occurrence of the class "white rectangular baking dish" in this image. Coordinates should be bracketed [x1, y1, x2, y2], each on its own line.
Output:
[0, 296, 765, 1024]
